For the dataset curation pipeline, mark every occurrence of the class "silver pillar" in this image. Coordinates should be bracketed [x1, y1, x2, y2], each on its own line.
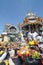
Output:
[36, 25, 38, 33]
[28, 25, 31, 32]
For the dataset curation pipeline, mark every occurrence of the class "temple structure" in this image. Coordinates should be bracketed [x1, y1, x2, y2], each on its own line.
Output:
[0, 24, 18, 42]
[19, 11, 43, 34]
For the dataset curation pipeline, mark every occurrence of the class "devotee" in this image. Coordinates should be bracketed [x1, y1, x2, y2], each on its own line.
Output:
[27, 31, 32, 41]
[0, 48, 7, 62]
[42, 32, 43, 37]
[9, 44, 15, 59]
[9, 58, 15, 65]
[36, 34, 43, 43]
[20, 32, 26, 46]
[32, 31, 38, 41]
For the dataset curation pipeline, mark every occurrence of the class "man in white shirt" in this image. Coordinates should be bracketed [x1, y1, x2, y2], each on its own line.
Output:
[32, 32, 38, 37]
[27, 32, 32, 41]
[0, 48, 7, 62]
[41, 32, 43, 41]
[32, 32, 38, 41]
[0, 52, 7, 62]
[36, 35, 43, 43]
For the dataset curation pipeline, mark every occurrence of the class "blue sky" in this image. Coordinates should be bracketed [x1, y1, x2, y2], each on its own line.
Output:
[0, 0, 43, 33]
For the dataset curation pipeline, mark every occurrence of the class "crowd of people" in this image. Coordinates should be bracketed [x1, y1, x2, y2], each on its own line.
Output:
[23, 31, 43, 47]
[0, 42, 21, 65]
[27, 31, 43, 42]
[0, 31, 43, 65]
